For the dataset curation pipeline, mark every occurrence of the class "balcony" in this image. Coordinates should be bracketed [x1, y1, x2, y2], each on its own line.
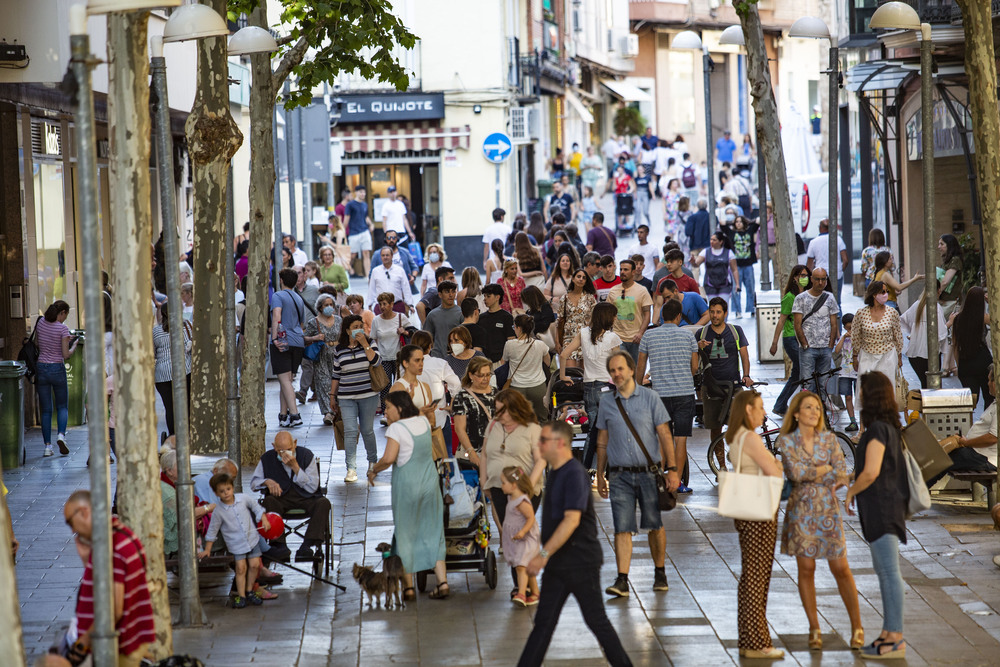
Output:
[876, 0, 954, 24]
[332, 41, 422, 92]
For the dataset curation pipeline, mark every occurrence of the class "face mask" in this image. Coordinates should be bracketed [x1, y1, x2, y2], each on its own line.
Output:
[798, 276, 810, 287]
[451, 343, 466, 356]
[725, 214, 735, 222]
[351, 328, 364, 339]
[322, 306, 335, 316]
[875, 292, 890, 305]
[429, 252, 441, 263]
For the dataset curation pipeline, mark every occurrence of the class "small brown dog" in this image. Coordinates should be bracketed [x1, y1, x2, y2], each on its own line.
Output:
[352, 563, 386, 608]
[376, 542, 405, 608]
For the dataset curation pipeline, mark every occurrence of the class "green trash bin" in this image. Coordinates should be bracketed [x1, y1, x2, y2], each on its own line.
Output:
[0, 361, 27, 470]
[52, 330, 87, 429]
[537, 179, 553, 200]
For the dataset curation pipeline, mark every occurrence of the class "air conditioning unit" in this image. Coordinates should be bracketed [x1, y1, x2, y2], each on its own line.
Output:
[620, 34, 639, 58]
[510, 107, 539, 144]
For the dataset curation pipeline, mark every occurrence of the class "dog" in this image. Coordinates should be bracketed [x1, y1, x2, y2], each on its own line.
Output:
[352, 563, 386, 608]
[375, 542, 405, 609]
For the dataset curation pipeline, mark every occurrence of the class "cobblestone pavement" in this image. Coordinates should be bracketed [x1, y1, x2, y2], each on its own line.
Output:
[9, 199, 1000, 665]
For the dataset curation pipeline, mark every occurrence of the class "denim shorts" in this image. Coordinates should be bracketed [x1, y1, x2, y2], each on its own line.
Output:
[233, 544, 263, 562]
[661, 395, 695, 437]
[608, 470, 662, 534]
[838, 377, 856, 396]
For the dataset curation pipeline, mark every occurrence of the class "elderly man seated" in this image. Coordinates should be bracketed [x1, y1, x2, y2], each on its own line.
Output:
[251, 430, 331, 561]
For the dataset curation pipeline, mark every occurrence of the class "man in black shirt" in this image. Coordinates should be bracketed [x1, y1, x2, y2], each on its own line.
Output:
[478, 283, 515, 386]
[518, 421, 631, 667]
[460, 298, 487, 353]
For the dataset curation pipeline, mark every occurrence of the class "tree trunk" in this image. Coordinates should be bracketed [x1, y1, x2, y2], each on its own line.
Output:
[240, 3, 277, 465]
[106, 13, 172, 658]
[737, 3, 797, 292]
[187, 0, 244, 455]
[0, 468, 25, 667]
[955, 0, 1000, 491]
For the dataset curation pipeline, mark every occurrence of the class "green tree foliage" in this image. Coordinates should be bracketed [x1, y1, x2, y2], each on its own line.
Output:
[613, 106, 645, 138]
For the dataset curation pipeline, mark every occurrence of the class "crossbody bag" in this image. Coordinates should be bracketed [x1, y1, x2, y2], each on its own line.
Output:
[613, 396, 676, 511]
[502, 339, 535, 391]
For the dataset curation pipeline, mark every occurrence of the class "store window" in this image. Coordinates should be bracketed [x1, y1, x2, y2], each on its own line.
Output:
[33, 162, 69, 313]
[668, 51, 696, 134]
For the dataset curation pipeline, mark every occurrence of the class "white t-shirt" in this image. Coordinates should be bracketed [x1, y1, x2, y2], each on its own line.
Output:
[502, 338, 549, 387]
[372, 312, 412, 360]
[579, 326, 623, 383]
[628, 242, 658, 281]
[381, 199, 408, 234]
[418, 356, 462, 426]
[420, 261, 452, 289]
[386, 416, 431, 466]
[292, 247, 309, 267]
[482, 222, 512, 262]
[966, 402, 997, 441]
[806, 234, 848, 279]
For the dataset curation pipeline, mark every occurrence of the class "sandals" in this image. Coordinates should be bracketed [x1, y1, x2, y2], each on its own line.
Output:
[808, 628, 822, 651]
[861, 639, 905, 659]
[850, 628, 865, 650]
[428, 582, 450, 599]
[738, 647, 784, 659]
[402, 587, 416, 602]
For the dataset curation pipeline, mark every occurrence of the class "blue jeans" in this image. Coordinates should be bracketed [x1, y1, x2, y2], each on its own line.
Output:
[836, 276, 843, 302]
[36, 362, 68, 445]
[870, 534, 904, 633]
[582, 381, 613, 468]
[772, 337, 801, 414]
[340, 394, 378, 471]
[620, 341, 639, 363]
[798, 346, 832, 394]
[635, 190, 650, 226]
[732, 265, 756, 315]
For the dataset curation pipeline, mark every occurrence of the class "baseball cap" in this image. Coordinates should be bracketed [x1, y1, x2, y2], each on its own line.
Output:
[387, 185, 397, 192]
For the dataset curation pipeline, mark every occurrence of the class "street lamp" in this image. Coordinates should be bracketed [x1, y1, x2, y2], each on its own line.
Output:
[228, 26, 279, 55]
[869, 2, 939, 388]
[789, 16, 841, 304]
[672, 30, 716, 228]
[161, 2, 229, 42]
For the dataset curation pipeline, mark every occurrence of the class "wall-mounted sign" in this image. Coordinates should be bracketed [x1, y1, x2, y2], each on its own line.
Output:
[905, 99, 973, 162]
[338, 93, 445, 124]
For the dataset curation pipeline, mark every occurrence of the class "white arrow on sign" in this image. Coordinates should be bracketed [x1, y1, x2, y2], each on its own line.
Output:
[484, 139, 511, 154]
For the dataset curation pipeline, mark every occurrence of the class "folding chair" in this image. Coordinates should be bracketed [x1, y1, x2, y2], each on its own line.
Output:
[259, 461, 335, 581]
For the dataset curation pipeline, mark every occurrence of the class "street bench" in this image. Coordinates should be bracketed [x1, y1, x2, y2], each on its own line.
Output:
[948, 471, 998, 508]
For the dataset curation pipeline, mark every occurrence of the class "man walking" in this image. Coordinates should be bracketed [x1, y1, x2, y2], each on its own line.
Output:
[607, 259, 652, 362]
[586, 212, 617, 257]
[792, 267, 840, 393]
[283, 233, 308, 267]
[482, 207, 511, 271]
[655, 278, 709, 327]
[596, 351, 681, 597]
[366, 247, 410, 315]
[806, 219, 849, 301]
[517, 420, 632, 667]
[380, 185, 415, 244]
[698, 298, 753, 444]
[478, 283, 515, 370]
[628, 224, 658, 282]
[423, 280, 462, 359]
[345, 185, 374, 277]
[684, 199, 711, 282]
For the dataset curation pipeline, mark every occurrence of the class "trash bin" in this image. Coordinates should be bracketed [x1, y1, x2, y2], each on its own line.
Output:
[755, 289, 783, 363]
[0, 361, 27, 470]
[536, 179, 553, 200]
[61, 330, 87, 427]
[918, 388, 974, 439]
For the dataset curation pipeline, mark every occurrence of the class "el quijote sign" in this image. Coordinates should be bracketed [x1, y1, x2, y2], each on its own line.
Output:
[338, 93, 445, 124]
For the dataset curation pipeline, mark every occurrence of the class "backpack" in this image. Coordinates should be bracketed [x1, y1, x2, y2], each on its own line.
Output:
[17, 317, 42, 381]
[681, 164, 697, 188]
[697, 323, 742, 398]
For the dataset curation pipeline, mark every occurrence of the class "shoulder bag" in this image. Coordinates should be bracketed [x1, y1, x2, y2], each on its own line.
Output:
[614, 396, 676, 511]
[367, 347, 390, 392]
[717, 429, 783, 521]
[17, 316, 42, 380]
[900, 431, 932, 519]
[800, 292, 830, 325]
[502, 339, 534, 392]
[500, 278, 525, 317]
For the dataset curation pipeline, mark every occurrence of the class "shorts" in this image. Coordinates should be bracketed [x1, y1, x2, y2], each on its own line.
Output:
[270, 344, 304, 375]
[700, 384, 741, 430]
[838, 377, 856, 396]
[348, 231, 373, 254]
[233, 545, 263, 562]
[608, 470, 663, 534]
[661, 395, 695, 437]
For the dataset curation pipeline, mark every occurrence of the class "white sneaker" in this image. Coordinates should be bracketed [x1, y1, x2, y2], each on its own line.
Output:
[344, 469, 358, 483]
[57, 433, 69, 455]
[43, 444, 54, 457]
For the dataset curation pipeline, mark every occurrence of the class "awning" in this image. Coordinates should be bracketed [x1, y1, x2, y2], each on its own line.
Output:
[565, 91, 595, 124]
[846, 61, 912, 93]
[331, 122, 471, 153]
[600, 78, 651, 102]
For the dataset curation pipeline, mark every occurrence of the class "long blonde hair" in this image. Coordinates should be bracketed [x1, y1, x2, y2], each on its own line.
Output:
[778, 391, 826, 437]
[724, 390, 761, 444]
[461, 266, 482, 298]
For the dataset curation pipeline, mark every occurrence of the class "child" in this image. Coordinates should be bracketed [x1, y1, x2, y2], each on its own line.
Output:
[580, 186, 598, 227]
[303, 260, 321, 289]
[834, 313, 858, 431]
[198, 473, 270, 608]
[500, 466, 540, 607]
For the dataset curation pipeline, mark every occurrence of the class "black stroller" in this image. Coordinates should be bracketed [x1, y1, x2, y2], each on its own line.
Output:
[615, 193, 634, 236]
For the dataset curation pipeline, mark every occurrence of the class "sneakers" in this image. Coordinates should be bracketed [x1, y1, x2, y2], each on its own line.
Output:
[287, 414, 304, 427]
[230, 595, 247, 609]
[525, 593, 539, 606]
[676, 483, 693, 494]
[653, 570, 669, 591]
[605, 574, 630, 597]
[512, 593, 528, 607]
[247, 591, 264, 606]
[846, 421, 859, 432]
[57, 433, 69, 456]
[43, 444, 54, 457]
[345, 469, 358, 483]
[278, 412, 290, 428]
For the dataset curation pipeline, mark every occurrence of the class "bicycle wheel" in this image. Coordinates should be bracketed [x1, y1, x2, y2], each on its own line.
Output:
[833, 431, 857, 475]
[707, 433, 730, 478]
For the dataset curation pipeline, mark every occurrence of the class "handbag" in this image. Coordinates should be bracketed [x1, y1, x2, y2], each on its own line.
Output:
[333, 410, 345, 450]
[368, 357, 391, 392]
[304, 341, 324, 361]
[613, 397, 676, 511]
[895, 368, 909, 412]
[500, 278, 525, 317]
[901, 444, 932, 519]
[502, 340, 535, 392]
[717, 430, 784, 521]
[441, 457, 476, 520]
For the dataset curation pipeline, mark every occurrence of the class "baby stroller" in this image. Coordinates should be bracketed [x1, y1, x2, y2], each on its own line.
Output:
[615, 193, 634, 236]
[546, 366, 589, 455]
[415, 458, 498, 592]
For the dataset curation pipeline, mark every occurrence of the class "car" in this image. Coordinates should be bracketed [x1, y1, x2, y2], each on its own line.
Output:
[787, 173, 834, 244]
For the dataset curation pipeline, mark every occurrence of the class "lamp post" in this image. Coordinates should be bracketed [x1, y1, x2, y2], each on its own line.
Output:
[869, 2, 938, 387]
[157, 1, 229, 627]
[789, 16, 840, 302]
[673, 30, 716, 228]
[719, 24, 771, 291]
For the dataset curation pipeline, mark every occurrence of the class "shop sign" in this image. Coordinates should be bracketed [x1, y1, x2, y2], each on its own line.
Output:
[339, 93, 445, 123]
[905, 99, 973, 161]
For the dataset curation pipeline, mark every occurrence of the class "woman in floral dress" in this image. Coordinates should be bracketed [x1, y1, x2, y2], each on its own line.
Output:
[662, 178, 682, 240]
[304, 293, 343, 425]
[777, 391, 863, 651]
[556, 269, 597, 368]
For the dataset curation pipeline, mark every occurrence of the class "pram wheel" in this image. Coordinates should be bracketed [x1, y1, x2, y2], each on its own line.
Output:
[484, 550, 498, 590]
[416, 571, 428, 592]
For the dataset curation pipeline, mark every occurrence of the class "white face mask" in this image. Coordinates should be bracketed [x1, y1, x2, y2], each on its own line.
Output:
[429, 252, 441, 263]
[451, 343, 466, 356]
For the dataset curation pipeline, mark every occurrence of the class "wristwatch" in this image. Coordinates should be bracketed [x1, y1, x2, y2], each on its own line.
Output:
[539, 547, 549, 559]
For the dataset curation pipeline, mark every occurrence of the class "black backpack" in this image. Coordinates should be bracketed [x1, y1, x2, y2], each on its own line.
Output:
[17, 317, 41, 381]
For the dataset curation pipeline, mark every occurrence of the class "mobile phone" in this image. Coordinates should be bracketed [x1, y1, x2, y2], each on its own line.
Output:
[428, 398, 441, 407]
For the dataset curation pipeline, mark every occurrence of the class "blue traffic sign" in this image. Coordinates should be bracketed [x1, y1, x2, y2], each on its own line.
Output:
[482, 132, 513, 163]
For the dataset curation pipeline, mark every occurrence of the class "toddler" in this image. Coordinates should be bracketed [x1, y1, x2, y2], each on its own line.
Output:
[834, 313, 858, 431]
[580, 186, 598, 227]
[303, 261, 321, 289]
[198, 473, 270, 608]
[500, 466, 540, 607]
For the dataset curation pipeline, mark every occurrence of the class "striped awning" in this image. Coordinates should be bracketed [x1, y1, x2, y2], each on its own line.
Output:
[331, 122, 471, 153]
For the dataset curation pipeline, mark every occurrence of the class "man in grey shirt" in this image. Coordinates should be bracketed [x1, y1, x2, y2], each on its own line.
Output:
[423, 280, 462, 358]
[792, 267, 840, 393]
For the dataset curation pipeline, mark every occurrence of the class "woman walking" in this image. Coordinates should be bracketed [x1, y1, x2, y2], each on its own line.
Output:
[371, 292, 411, 414]
[845, 372, 910, 659]
[543, 252, 576, 312]
[872, 251, 922, 310]
[694, 232, 739, 304]
[558, 302, 620, 470]
[368, 391, 450, 601]
[851, 281, 904, 383]
[305, 294, 343, 425]
[770, 265, 810, 415]
[777, 391, 863, 651]
[513, 232, 546, 289]
[501, 315, 551, 422]
[317, 245, 350, 293]
[329, 314, 381, 483]
[457, 267, 485, 312]
[445, 325, 485, 380]
[937, 234, 964, 376]
[485, 239, 508, 285]
[900, 294, 947, 389]
[860, 229, 892, 289]
[420, 244, 451, 296]
[498, 259, 527, 314]
[726, 389, 785, 659]
[556, 269, 597, 368]
[152, 303, 192, 438]
[520, 286, 556, 351]
[34, 300, 79, 457]
[451, 356, 496, 466]
[952, 286, 993, 410]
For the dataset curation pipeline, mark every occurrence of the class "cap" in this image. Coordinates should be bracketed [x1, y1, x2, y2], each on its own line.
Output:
[387, 185, 397, 192]
[354, 184, 366, 192]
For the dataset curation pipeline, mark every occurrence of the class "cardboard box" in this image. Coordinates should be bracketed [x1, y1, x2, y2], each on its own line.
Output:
[902, 418, 953, 482]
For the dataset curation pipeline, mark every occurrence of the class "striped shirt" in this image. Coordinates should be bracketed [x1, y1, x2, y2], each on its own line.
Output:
[638, 323, 698, 397]
[35, 317, 70, 364]
[75, 519, 155, 656]
[331, 343, 381, 398]
[152, 324, 191, 383]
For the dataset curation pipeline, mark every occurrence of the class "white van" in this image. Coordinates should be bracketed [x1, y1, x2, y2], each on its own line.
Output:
[787, 173, 833, 244]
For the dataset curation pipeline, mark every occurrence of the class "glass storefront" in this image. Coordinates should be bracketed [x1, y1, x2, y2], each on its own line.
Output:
[32, 161, 69, 315]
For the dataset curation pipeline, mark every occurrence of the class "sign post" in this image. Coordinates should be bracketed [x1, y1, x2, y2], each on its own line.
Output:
[482, 131, 513, 209]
